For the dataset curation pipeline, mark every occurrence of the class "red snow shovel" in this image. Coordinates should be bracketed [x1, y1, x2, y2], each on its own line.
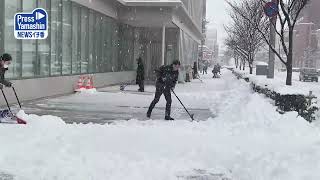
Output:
[1, 86, 27, 124]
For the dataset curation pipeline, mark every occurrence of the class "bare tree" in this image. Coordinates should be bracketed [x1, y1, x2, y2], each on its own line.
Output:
[227, 0, 310, 85]
[225, 0, 266, 74]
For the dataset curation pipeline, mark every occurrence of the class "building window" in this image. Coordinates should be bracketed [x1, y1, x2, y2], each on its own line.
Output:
[100, 16, 108, 72]
[37, 0, 51, 77]
[95, 14, 103, 73]
[118, 24, 134, 71]
[22, 0, 37, 78]
[112, 22, 119, 72]
[88, 10, 96, 73]
[3, 0, 22, 79]
[71, 3, 80, 74]
[62, 0, 72, 75]
[80, 7, 89, 74]
[0, 0, 133, 80]
[50, 0, 62, 76]
[104, 17, 113, 72]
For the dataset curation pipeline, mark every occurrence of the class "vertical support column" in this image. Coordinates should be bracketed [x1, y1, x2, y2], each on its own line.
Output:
[161, 24, 166, 65]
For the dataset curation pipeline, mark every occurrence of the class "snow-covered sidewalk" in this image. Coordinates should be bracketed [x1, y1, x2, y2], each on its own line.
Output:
[233, 67, 320, 121]
[233, 68, 320, 96]
[1, 69, 320, 180]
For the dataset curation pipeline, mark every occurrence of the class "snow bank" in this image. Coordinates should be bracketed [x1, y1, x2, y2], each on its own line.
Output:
[255, 61, 268, 66]
[75, 88, 97, 94]
[233, 68, 319, 96]
[16, 110, 66, 126]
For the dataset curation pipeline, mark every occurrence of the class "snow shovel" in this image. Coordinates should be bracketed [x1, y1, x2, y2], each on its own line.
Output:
[12, 87, 22, 108]
[171, 89, 195, 121]
[0, 86, 26, 124]
[120, 80, 135, 91]
[196, 74, 204, 83]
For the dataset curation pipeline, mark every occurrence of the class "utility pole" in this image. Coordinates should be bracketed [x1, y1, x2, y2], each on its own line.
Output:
[267, 0, 279, 79]
[267, 15, 276, 78]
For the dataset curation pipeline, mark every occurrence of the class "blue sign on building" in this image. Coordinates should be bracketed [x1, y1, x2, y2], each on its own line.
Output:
[264, 2, 279, 18]
[14, 8, 48, 39]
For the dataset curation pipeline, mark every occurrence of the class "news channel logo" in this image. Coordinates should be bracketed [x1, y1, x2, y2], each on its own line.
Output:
[14, 8, 48, 40]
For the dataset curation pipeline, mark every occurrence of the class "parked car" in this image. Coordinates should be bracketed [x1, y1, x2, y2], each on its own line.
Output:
[299, 68, 318, 82]
[292, 68, 300, 72]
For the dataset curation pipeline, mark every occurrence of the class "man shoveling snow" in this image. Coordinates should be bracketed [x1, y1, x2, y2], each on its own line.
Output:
[0, 53, 26, 124]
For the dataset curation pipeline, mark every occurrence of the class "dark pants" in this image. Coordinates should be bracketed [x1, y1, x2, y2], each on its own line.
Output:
[138, 80, 144, 92]
[147, 83, 172, 117]
[203, 68, 207, 74]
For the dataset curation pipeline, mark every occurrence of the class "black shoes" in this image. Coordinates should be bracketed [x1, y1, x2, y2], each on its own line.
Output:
[165, 116, 174, 120]
[147, 114, 174, 121]
[147, 112, 151, 118]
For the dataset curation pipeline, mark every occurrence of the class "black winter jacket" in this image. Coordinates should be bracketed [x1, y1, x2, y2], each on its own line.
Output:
[136, 62, 145, 83]
[0, 66, 11, 87]
[155, 65, 179, 88]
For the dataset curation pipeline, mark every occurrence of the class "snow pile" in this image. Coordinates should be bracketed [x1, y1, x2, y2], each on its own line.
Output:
[255, 61, 268, 66]
[1, 70, 320, 180]
[233, 68, 319, 96]
[232, 68, 320, 121]
[75, 88, 97, 94]
[16, 110, 66, 126]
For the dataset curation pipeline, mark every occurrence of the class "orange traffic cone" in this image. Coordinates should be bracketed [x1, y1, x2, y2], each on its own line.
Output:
[86, 75, 94, 89]
[75, 76, 85, 91]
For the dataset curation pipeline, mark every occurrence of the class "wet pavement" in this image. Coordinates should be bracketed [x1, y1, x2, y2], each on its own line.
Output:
[18, 88, 213, 124]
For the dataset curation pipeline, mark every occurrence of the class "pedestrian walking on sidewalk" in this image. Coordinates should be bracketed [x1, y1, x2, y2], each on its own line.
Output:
[192, 61, 198, 79]
[136, 57, 145, 92]
[203, 61, 208, 75]
[147, 60, 181, 120]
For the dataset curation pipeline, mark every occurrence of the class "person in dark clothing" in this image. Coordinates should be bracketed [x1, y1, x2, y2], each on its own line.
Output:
[217, 63, 221, 75]
[192, 61, 198, 79]
[203, 61, 208, 75]
[0, 53, 13, 89]
[136, 57, 145, 92]
[147, 60, 181, 120]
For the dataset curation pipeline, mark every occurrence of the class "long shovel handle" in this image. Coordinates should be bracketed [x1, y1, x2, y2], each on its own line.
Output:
[171, 89, 195, 121]
[12, 86, 22, 108]
[1, 88, 13, 114]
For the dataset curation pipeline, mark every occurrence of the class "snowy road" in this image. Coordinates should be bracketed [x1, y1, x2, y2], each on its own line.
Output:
[1, 69, 320, 180]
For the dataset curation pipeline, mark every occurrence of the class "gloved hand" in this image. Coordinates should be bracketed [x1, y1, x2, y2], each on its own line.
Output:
[6, 82, 12, 87]
[0, 84, 3, 89]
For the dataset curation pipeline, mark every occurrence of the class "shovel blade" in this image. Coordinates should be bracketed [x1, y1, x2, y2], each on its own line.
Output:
[16, 117, 27, 124]
[190, 114, 195, 121]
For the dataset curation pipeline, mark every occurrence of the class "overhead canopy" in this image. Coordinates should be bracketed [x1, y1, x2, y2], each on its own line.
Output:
[116, 0, 182, 6]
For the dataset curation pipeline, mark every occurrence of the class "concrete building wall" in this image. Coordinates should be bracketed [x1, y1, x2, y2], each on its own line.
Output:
[0, 71, 135, 107]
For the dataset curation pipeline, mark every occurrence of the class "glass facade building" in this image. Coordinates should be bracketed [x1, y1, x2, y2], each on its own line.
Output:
[0, 0, 135, 80]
